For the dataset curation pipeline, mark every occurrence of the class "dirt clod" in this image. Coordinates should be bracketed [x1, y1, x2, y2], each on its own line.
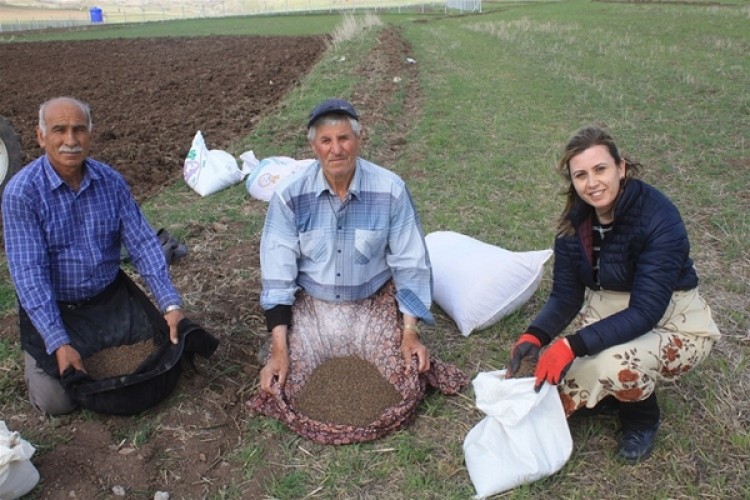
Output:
[295, 356, 403, 427]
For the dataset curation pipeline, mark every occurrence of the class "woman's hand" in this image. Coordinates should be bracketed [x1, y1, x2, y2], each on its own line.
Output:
[506, 333, 542, 378]
[533, 338, 575, 392]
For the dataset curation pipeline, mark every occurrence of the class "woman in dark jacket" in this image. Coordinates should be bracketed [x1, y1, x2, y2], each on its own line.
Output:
[507, 126, 720, 464]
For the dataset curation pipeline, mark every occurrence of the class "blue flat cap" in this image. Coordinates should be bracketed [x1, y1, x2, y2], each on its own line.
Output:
[307, 98, 359, 128]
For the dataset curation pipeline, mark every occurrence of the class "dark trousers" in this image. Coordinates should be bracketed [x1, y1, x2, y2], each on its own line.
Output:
[619, 392, 660, 429]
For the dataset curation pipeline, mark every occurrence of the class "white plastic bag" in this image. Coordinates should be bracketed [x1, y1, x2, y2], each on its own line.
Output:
[183, 131, 251, 197]
[244, 156, 315, 202]
[463, 370, 572, 498]
[0, 421, 40, 499]
[425, 231, 553, 336]
[239, 150, 260, 175]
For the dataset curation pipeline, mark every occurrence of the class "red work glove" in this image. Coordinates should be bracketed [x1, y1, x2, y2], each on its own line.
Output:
[507, 333, 542, 377]
[534, 338, 575, 392]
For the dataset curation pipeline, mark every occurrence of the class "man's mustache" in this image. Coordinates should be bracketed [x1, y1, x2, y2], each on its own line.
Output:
[58, 146, 83, 153]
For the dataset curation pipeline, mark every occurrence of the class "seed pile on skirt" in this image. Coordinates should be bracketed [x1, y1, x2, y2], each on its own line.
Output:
[295, 355, 403, 427]
[84, 339, 158, 379]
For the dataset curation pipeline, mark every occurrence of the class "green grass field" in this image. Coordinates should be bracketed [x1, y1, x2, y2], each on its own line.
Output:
[2, 0, 748, 497]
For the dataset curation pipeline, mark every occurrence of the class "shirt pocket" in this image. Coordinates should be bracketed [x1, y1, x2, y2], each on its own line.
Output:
[354, 229, 386, 265]
[46, 221, 75, 254]
[92, 219, 121, 240]
[299, 228, 328, 263]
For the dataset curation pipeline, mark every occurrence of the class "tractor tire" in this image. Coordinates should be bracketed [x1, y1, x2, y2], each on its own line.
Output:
[0, 115, 24, 203]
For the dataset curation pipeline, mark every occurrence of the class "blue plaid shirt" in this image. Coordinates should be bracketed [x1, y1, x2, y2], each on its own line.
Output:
[2, 155, 181, 354]
[260, 157, 434, 324]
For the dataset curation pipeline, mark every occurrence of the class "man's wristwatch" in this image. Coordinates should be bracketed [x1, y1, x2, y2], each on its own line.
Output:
[163, 304, 181, 314]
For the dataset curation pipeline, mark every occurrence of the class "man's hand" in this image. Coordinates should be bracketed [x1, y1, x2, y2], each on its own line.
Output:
[401, 327, 430, 373]
[259, 325, 289, 393]
[533, 338, 575, 392]
[164, 309, 185, 344]
[506, 333, 542, 378]
[55, 344, 85, 375]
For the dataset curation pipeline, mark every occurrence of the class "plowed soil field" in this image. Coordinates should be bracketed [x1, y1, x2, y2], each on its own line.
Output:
[0, 35, 327, 201]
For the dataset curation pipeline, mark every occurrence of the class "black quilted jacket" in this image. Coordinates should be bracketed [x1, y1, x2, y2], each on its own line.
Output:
[528, 179, 698, 356]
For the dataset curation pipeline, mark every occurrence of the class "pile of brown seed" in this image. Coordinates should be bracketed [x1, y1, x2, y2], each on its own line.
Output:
[295, 356, 403, 427]
[84, 339, 158, 379]
[507, 356, 537, 379]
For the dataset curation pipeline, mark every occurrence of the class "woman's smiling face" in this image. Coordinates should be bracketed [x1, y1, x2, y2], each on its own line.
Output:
[568, 144, 626, 223]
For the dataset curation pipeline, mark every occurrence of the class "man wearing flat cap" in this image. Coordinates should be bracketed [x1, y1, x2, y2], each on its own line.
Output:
[258, 98, 433, 393]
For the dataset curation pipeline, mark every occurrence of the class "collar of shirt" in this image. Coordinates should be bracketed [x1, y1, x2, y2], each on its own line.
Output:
[42, 155, 100, 194]
[313, 158, 362, 201]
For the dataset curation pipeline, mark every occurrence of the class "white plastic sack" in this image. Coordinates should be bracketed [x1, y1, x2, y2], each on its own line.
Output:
[463, 370, 572, 499]
[183, 131, 251, 197]
[0, 421, 40, 499]
[244, 156, 315, 202]
[240, 150, 260, 175]
[425, 231, 553, 336]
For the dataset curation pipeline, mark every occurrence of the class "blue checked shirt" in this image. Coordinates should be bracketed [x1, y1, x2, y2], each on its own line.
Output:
[2, 155, 181, 354]
[260, 157, 434, 324]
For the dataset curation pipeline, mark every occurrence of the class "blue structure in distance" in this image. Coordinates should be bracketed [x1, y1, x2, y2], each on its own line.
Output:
[89, 6, 103, 23]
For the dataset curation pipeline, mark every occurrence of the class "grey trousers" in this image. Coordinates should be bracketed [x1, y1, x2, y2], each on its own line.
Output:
[23, 351, 77, 416]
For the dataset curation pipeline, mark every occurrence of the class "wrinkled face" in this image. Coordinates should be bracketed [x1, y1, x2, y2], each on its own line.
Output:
[569, 144, 626, 222]
[309, 120, 360, 182]
[36, 99, 91, 173]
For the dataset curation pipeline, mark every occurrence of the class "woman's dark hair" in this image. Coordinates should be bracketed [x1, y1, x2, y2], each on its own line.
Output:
[556, 126, 641, 236]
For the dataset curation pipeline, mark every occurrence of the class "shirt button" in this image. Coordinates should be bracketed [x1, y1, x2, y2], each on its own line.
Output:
[337, 250, 341, 253]
[336, 295, 340, 299]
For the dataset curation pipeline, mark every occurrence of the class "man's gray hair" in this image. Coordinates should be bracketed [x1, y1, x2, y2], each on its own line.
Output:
[307, 115, 361, 142]
[38, 97, 93, 135]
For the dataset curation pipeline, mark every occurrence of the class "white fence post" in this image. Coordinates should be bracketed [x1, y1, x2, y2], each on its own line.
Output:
[444, 0, 482, 13]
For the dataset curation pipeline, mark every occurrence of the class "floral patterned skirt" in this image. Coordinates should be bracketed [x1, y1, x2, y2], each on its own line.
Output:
[559, 288, 719, 416]
[246, 281, 468, 444]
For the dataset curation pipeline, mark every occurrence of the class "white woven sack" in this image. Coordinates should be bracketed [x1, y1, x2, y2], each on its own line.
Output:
[425, 231, 552, 336]
[0, 421, 39, 499]
[463, 370, 573, 498]
[245, 156, 314, 202]
[183, 131, 249, 197]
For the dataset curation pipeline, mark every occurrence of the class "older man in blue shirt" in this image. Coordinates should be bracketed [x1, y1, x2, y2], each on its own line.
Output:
[2, 96, 185, 415]
[258, 98, 433, 393]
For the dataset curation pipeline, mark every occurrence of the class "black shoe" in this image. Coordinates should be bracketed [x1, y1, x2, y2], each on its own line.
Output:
[157, 228, 188, 266]
[617, 422, 659, 464]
